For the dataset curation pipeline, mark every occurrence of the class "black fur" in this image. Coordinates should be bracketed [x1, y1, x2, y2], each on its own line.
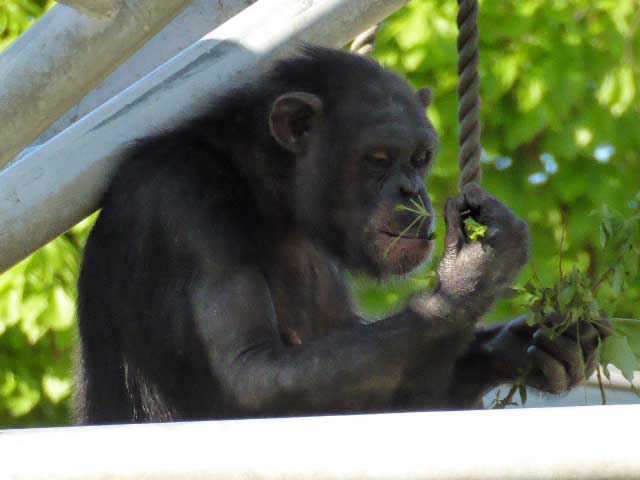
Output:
[77, 47, 596, 425]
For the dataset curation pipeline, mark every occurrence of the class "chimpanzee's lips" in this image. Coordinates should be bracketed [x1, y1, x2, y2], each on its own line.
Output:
[378, 230, 433, 241]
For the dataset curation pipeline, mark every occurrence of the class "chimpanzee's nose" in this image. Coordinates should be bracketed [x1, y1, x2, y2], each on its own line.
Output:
[399, 174, 420, 198]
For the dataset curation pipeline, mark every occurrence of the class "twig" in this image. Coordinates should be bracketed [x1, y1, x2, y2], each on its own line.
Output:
[596, 365, 607, 405]
[503, 384, 518, 404]
[350, 24, 380, 56]
[531, 261, 542, 285]
[559, 212, 566, 280]
[592, 250, 627, 293]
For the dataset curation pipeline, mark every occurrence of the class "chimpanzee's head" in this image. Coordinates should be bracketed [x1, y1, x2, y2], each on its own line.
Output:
[267, 47, 438, 278]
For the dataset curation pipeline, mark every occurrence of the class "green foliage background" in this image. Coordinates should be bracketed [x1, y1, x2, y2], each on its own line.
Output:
[0, 0, 638, 427]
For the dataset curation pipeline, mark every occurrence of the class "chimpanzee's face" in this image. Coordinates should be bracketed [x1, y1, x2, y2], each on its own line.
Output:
[352, 117, 437, 277]
[271, 75, 438, 278]
[325, 82, 437, 277]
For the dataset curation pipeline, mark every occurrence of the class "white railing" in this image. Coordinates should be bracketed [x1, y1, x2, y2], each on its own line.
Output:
[2, 406, 639, 479]
[0, 0, 407, 274]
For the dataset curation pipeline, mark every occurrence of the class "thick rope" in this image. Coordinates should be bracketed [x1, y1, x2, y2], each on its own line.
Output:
[354, 7, 481, 188]
[456, 0, 482, 187]
[350, 24, 380, 56]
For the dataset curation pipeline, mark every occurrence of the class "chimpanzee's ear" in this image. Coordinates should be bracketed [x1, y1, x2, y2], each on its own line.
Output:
[269, 92, 323, 154]
[416, 87, 433, 108]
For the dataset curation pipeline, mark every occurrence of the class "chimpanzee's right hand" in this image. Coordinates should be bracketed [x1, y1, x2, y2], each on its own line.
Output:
[435, 184, 529, 322]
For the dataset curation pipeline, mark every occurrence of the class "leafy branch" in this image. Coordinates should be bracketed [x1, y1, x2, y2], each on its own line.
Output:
[495, 206, 640, 407]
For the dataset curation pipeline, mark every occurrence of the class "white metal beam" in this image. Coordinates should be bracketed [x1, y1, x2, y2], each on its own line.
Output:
[0, 0, 406, 274]
[25, 0, 256, 154]
[56, 0, 122, 17]
[0, 0, 194, 168]
[1, 406, 638, 479]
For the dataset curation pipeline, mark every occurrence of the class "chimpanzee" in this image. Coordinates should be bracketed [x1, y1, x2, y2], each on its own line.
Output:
[76, 47, 610, 424]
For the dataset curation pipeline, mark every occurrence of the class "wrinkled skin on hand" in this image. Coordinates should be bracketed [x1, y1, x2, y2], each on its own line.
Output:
[422, 186, 611, 403]
[483, 313, 613, 393]
[435, 184, 530, 322]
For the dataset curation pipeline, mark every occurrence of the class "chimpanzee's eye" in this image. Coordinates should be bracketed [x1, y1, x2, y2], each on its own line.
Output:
[411, 150, 432, 169]
[367, 149, 393, 168]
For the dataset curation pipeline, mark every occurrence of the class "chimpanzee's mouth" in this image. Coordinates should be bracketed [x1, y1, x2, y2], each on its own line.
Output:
[378, 230, 435, 241]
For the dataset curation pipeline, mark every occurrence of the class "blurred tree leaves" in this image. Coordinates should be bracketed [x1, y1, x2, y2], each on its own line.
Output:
[0, 0, 639, 427]
[358, 0, 640, 326]
[0, 217, 94, 427]
[0, 0, 54, 50]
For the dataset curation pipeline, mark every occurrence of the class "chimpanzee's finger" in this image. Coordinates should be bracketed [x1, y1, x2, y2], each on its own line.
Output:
[543, 311, 565, 327]
[532, 329, 583, 381]
[460, 184, 516, 227]
[527, 345, 570, 393]
[592, 318, 614, 338]
[504, 316, 538, 340]
[533, 329, 578, 359]
[443, 197, 464, 256]
[561, 322, 600, 352]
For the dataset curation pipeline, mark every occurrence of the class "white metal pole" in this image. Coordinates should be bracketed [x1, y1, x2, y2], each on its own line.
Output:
[23, 0, 258, 155]
[1, 406, 638, 480]
[0, 0, 407, 274]
[0, 0, 193, 168]
[56, 0, 123, 17]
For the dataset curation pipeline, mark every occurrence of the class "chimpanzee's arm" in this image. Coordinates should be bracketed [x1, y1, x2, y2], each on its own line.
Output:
[191, 265, 476, 417]
[445, 324, 506, 408]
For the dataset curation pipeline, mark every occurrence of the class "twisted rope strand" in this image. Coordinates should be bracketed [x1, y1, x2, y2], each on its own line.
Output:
[354, 4, 481, 188]
[456, 0, 482, 187]
[351, 24, 380, 56]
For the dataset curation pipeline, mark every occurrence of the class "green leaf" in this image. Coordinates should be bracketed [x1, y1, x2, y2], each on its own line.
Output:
[7, 377, 41, 417]
[600, 335, 639, 382]
[610, 318, 640, 326]
[0, 371, 17, 396]
[602, 205, 613, 237]
[558, 284, 575, 308]
[599, 223, 607, 249]
[611, 67, 635, 116]
[0, 289, 21, 333]
[523, 281, 538, 295]
[624, 251, 639, 277]
[0, 10, 7, 35]
[612, 266, 624, 296]
[42, 373, 72, 403]
[463, 217, 488, 241]
[48, 287, 75, 331]
[20, 294, 49, 344]
[611, 318, 640, 357]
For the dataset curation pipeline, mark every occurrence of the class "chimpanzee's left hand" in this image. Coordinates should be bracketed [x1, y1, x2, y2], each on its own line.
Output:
[482, 313, 613, 393]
